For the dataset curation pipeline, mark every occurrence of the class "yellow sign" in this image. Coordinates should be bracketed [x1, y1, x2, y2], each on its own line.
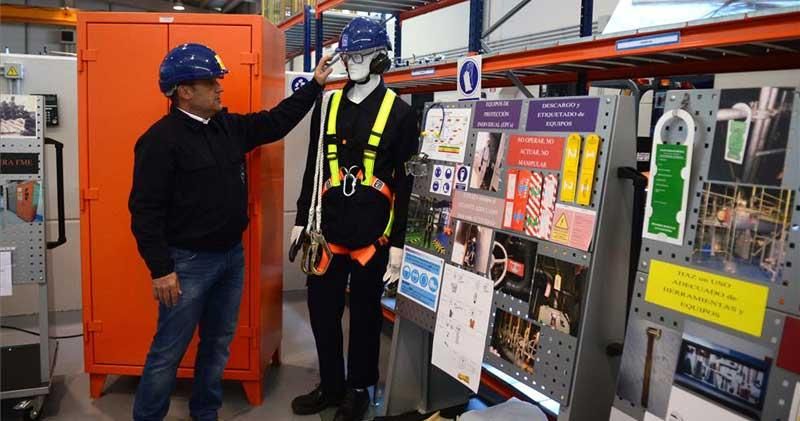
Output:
[5, 64, 21, 79]
[645, 260, 768, 337]
[576, 134, 600, 205]
[555, 214, 568, 229]
[560, 133, 581, 203]
[550, 209, 570, 242]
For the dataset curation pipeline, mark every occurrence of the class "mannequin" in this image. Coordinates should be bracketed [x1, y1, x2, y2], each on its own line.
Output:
[289, 17, 417, 421]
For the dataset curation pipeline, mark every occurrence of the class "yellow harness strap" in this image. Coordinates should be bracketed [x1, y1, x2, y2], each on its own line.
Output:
[326, 90, 344, 186]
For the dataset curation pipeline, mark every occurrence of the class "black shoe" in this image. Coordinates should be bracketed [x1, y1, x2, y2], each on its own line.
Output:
[291, 385, 343, 415]
[333, 388, 370, 421]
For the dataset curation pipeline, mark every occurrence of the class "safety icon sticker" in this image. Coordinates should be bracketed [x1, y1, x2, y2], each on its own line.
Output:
[430, 164, 455, 196]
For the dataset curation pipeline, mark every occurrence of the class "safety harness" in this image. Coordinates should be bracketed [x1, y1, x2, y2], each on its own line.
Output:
[319, 88, 398, 267]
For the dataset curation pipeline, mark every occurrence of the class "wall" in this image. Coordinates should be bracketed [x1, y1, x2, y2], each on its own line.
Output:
[0, 53, 80, 315]
[0, 0, 147, 55]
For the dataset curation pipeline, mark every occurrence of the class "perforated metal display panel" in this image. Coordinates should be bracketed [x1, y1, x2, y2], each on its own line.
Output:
[0, 95, 46, 284]
[484, 290, 578, 406]
[395, 293, 437, 332]
[637, 89, 800, 317]
[615, 274, 800, 421]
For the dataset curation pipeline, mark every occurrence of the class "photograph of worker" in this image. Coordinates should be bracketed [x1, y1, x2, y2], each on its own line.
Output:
[1, 180, 43, 225]
[469, 131, 506, 192]
[489, 232, 538, 302]
[450, 220, 493, 274]
[615, 317, 682, 419]
[527, 255, 588, 336]
[0, 95, 38, 138]
[488, 308, 541, 375]
[405, 193, 453, 256]
[708, 87, 794, 187]
[692, 182, 795, 284]
[670, 321, 773, 420]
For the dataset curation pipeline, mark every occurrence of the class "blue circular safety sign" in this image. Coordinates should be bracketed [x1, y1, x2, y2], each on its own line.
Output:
[432, 181, 440, 192]
[443, 183, 451, 194]
[434, 166, 442, 178]
[444, 167, 453, 180]
[459, 59, 479, 95]
[402, 265, 411, 280]
[411, 269, 420, 283]
[420, 273, 429, 288]
[457, 166, 468, 182]
[429, 276, 438, 292]
[291, 76, 309, 92]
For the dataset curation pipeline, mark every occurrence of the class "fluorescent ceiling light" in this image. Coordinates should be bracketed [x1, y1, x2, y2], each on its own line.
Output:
[173, 1, 186, 11]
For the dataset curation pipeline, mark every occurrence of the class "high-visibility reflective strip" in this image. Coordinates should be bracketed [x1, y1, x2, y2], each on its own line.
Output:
[362, 90, 397, 186]
[383, 206, 395, 237]
[327, 144, 340, 186]
[326, 90, 343, 135]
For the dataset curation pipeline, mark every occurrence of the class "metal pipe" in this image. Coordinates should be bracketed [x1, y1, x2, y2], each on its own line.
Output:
[315, 12, 323, 66]
[743, 87, 779, 182]
[482, 0, 531, 40]
[303, 5, 311, 72]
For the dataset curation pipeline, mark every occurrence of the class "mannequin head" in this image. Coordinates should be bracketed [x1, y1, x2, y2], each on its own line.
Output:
[343, 48, 387, 83]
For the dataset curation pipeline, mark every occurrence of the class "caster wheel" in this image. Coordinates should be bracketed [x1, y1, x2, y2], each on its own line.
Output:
[28, 408, 42, 420]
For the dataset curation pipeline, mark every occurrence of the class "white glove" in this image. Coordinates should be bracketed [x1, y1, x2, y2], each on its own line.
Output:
[382, 247, 403, 283]
[290, 225, 304, 247]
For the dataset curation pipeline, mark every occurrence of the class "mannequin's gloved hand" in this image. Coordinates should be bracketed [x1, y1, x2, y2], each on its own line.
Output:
[382, 247, 404, 284]
[288, 226, 305, 263]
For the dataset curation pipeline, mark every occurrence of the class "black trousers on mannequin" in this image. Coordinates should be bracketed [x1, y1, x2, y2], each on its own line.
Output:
[307, 245, 389, 397]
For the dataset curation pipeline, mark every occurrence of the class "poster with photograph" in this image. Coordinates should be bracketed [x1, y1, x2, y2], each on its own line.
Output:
[470, 132, 506, 192]
[665, 386, 751, 421]
[488, 308, 541, 375]
[1, 181, 43, 225]
[709, 87, 794, 187]
[432, 264, 494, 392]
[0, 95, 38, 138]
[615, 318, 682, 419]
[693, 182, 795, 284]
[528, 255, 588, 336]
[451, 220, 493, 274]
[405, 194, 453, 256]
[489, 232, 538, 302]
[420, 107, 472, 163]
[673, 321, 773, 420]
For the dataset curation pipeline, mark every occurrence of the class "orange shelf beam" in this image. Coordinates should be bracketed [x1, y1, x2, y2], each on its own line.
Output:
[315, 0, 346, 17]
[400, 0, 468, 20]
[327, 10, 800, 93]
[0, 4, 77, 26]
[278, 11, 305, 30]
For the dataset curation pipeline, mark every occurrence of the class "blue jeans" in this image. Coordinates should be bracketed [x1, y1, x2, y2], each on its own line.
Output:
[133, 243, 244, 421]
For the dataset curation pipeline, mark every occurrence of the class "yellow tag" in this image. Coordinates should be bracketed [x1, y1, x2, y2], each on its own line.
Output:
[576, 134, 600, 206]
[215, 54, 227, 71]
[645, 260, 768, 337]
[560, 133, 581, 202]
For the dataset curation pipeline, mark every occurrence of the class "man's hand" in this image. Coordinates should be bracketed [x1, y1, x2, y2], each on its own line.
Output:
[152, 272, 182, 307]
[382, 247, 404, 284]
[314, 55, 335, 86]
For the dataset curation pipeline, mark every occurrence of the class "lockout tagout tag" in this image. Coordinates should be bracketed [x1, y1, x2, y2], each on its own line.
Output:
[559, 133, 581, 203]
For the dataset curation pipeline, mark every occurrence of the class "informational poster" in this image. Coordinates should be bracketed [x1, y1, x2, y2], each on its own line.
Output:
[526, 97, 599, 132]
[506, 134, 565, 170]
[790, 382, 800, 421]
[0, 95, 39, 138]
[645, 260, 768, 337]
[454, 165, 470, 191]
[549, 204, 597, 251]
[473, 100, 522, 129]
[489, 308, 541, 375]
[398, 247, 445, 312]
[451, 190, 504, 229]
[430, 164, 454, 196]
[0, 250, 12, 297]
[529, 255, 588, 336]
[421, 107, 472, 163]
[405, 194, 453, 256]
[432, 264, 494, 392]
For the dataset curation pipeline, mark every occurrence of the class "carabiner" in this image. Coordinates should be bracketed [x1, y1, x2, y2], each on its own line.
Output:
[342, 165, 359, 197]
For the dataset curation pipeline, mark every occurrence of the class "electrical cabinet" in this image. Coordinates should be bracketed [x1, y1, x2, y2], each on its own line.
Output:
[77, 12, 286, 405]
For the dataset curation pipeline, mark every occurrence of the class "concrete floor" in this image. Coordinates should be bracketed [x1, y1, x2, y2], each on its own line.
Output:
[1, 291, 393, 421]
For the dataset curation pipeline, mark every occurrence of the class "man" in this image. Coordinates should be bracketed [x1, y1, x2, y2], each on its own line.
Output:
[129, 43, 332, 421]
[289, 18, 418, 421]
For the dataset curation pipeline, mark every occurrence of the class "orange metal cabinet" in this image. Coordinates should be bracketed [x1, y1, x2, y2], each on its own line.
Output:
[77, 12, 286, 405]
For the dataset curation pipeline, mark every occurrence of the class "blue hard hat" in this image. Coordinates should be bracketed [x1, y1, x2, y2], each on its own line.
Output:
[159, 43, 228, 95]
[336, 17, 392, 53]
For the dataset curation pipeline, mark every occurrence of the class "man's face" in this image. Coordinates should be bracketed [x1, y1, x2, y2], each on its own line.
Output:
[178, 78, 223, 116]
